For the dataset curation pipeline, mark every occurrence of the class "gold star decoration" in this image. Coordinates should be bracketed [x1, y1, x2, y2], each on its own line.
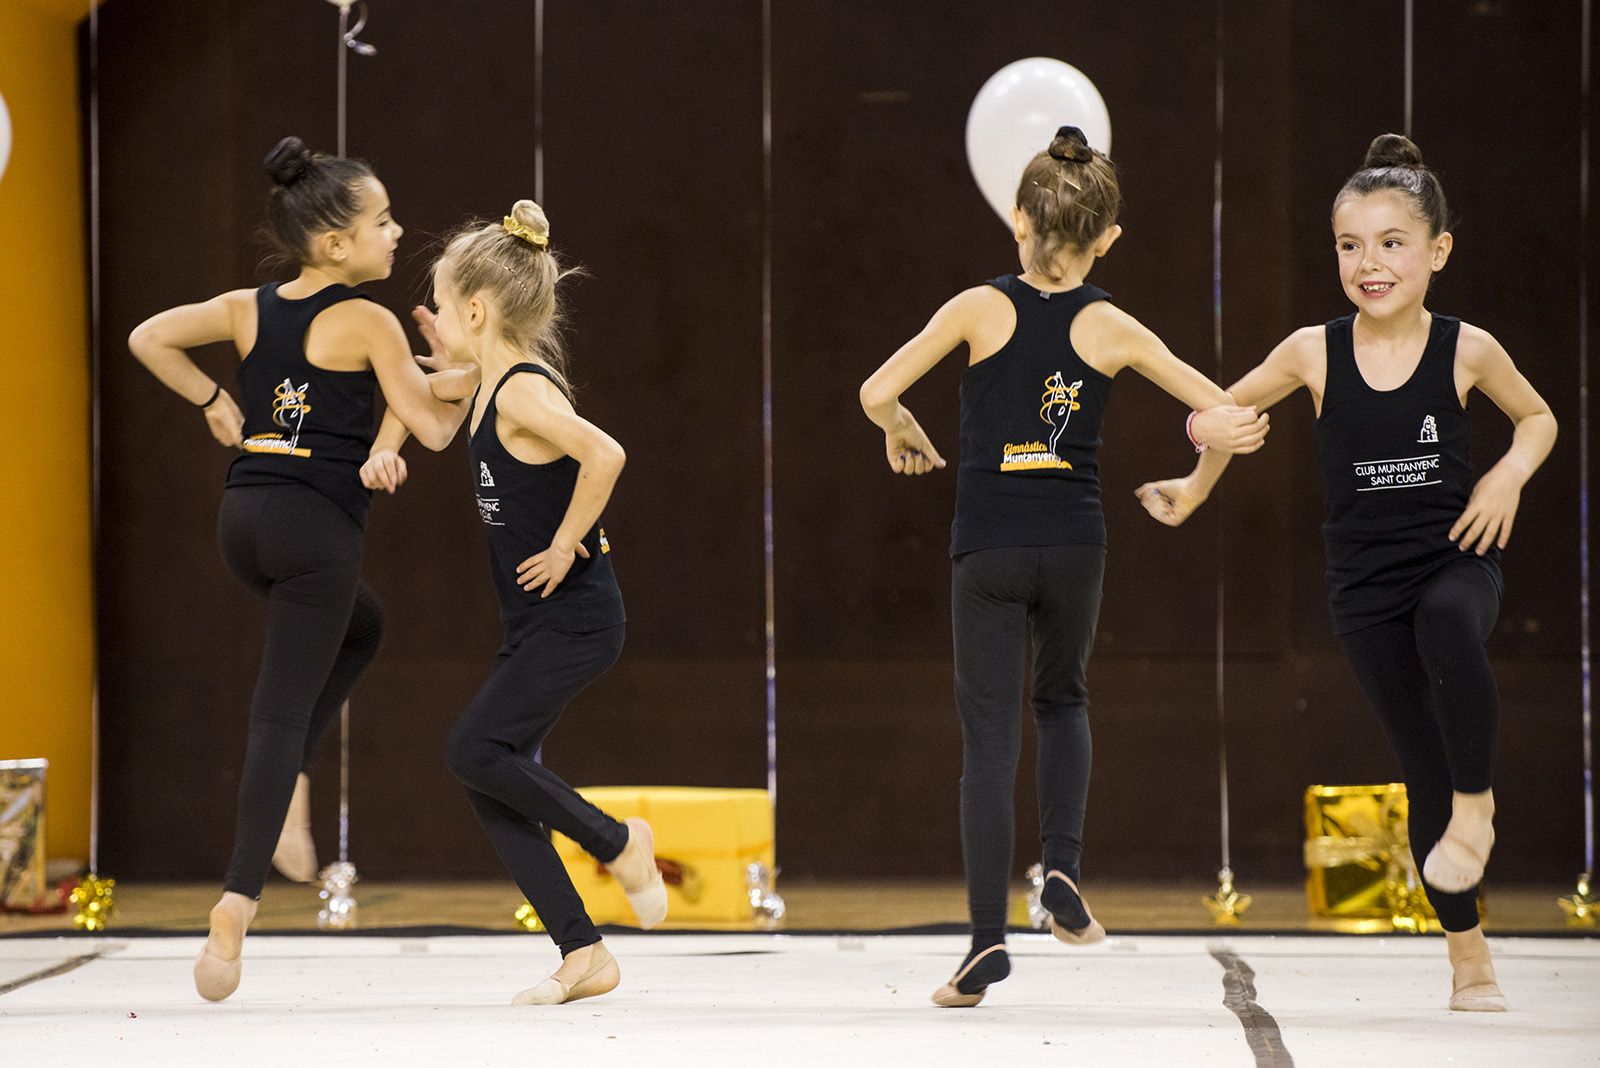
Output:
[1557, 873, 1596, 928]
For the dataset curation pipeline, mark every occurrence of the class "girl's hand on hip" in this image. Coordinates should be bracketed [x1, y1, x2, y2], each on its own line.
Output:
[517, 540, 592, 597]
[205, 390, 245, 449]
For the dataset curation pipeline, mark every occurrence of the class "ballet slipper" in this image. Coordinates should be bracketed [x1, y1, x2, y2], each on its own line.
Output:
[1425, 832, 1493, 893]
[605, 818, 668, 929]
[1042, 870, 1107, 945]
[931, 944, 1010, 1008]
[194, 892, 258, 1002]
[1446, 929, 1507, 1012]
[511, 943, 620, 1006]
[271, 772, 318, 883]
[1423, 793, 1495, 893]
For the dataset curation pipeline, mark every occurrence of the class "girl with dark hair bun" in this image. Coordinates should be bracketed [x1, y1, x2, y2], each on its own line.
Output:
[1139, 133, 1558, 1012]
[127, 137, 473, 1002]
[859, 126, 1268, 1007]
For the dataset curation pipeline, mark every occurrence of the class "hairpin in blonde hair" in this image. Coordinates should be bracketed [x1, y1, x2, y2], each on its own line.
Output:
[503, 216, 548, 248]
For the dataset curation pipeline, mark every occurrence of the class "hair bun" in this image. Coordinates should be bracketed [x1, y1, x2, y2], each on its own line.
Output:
[1047, 126, 1094, 164]
[510, 199, 551, 242]
[264, 136, 313, 186]
[1364, 132, 1425, 170]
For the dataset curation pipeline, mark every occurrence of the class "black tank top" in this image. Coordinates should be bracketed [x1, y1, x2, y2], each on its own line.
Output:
[469, 363, 625, 640]
[950, 277, 1113, 556]
[226, 283, 378, 526]
[1315, 312, 1501, 633]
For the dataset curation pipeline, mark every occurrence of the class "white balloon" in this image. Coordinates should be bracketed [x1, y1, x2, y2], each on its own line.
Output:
[965, 58, 1111, 226]
[0, 92, 10, 185]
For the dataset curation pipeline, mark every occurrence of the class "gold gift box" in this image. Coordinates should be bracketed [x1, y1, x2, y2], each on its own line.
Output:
[551, 787, 775, 927]
[0, 759, 48, 912]
[1303, 782, 1441, 933]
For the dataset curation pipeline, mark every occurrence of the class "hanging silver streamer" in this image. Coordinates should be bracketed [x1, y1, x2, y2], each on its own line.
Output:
[758, 0, 785, 929]
[317, 2, 374, 927]
[317, 859, 359, 930]
[1561, 0, 1597, 927]
[1023, 863, 1051, 931]
[332, 1, 374, 157]
[87, 0, 102, 880]
[1403, 0, 1414, 138]
[75, 0, 117, 931]
[746, 861, 785, 928]
[534, 0, 544, 205]
[1203, 0, 1248, 925]
[316, 701, 355, 930]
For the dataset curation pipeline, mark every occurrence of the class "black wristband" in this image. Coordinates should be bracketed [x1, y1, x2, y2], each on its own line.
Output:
[198, 384, 222, 409]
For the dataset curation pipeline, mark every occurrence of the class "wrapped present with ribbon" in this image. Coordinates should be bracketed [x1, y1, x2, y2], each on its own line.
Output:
[1303, 782, 1441, 933]
[548, 787, 778, 928]
[0, 759, 51, 913]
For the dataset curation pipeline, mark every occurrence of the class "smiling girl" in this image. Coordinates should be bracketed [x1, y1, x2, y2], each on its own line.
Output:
[128, 137, 469, 1001]
[1137, 134, 1558, 1011]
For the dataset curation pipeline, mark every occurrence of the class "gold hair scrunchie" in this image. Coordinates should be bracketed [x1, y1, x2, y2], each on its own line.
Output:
[503, 216, 549, 248]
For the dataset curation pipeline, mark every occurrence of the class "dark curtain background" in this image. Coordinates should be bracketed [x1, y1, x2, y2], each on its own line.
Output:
[91, 0, 1594, 885]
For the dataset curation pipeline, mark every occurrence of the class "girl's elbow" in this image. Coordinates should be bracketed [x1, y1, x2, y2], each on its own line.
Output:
[859, 379, 893, 413]
[418, 423, 456, 452]
[127, 321, 158, 357]
[584, 441, 625, 478]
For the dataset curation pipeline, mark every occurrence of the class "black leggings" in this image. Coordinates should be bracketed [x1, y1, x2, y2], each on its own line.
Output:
[952, 544, 1105, 940]
[1338, 559, 1500, 932]
[217, 485, 385, 898]
[444, 623, 630, 956]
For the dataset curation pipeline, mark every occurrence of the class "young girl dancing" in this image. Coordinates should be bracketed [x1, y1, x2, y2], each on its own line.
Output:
[1138, 134, 1557, 1012]
[419, 200, 665, 1005]
[128, 137, 468, 1000]
[859, 126, 1269, 1007]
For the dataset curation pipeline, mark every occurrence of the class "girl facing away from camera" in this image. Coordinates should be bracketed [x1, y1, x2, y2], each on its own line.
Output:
[859, 126, 1270, 1008]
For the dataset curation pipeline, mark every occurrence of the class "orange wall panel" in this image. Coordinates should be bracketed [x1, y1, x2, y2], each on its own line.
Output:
[0, 0, 93, 867]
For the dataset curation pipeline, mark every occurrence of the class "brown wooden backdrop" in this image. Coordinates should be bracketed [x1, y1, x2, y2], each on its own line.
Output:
[90, 0, 1595, 886]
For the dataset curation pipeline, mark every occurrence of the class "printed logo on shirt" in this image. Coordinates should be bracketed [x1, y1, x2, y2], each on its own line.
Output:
[476, 496, 505, 526]
[599, 527, 611, 554]
[1352, 453, 1442, 491]
[244, 379, 314, 457]
[479, 461, 495, 488]
[1418, 415, 1438, 444]
[1000, 372, 1081, 471]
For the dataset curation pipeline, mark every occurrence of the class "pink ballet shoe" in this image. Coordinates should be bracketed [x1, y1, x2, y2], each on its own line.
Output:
[512, 943, 620, 1006]
[1424, 827, 1494, 894]
[194, 893, 257, 1002]
[931, 944, 1010, 1008]
[605, 818, 668, 929]
[1043, 870, 1107, 944]
[271, 772, 318, 883]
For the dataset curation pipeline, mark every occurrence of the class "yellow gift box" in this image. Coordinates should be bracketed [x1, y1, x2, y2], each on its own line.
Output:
[1303, 782, 1440, 932]
[551, 787, 775, 928]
